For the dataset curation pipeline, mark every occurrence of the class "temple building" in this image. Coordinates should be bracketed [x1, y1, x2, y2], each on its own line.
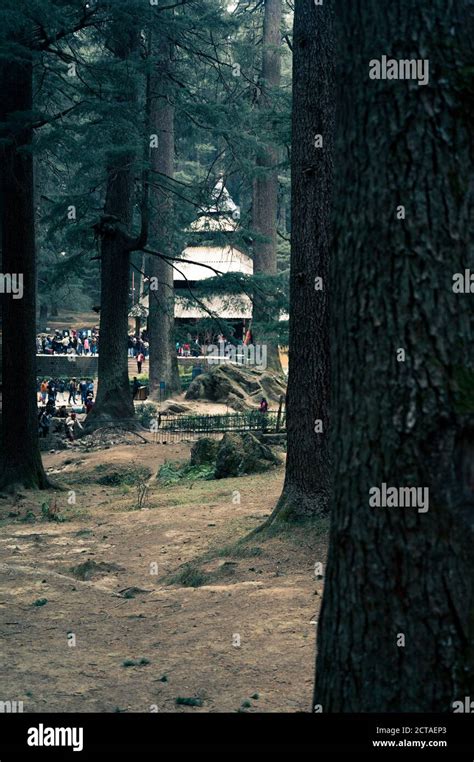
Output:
[139, 179, 253, 340]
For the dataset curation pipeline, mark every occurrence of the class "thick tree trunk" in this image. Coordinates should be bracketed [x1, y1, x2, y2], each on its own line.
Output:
[86, 226, 136, 427]
[84, 21, 139, 430]
[315, 0, 474, 711]
[0, 52, 50, 490]
[148, 30, 180, 399]
[263, 0, 334, 527]
[252, 0, 282, 372]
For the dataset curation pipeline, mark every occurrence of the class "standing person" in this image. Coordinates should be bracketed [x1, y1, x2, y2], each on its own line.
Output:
[40, 379, 48, 403]
[136, 351, 144, 374]
[58, 378, 66, 401]
[79, 379, 88, 406]
[259, 397, 269, 433]
[68, 379, 77, 405]
[65, 412, 83, 442]
[85, 392, 94, 414]
[83, 336, 90, 355]
[47, 379, 56, 403]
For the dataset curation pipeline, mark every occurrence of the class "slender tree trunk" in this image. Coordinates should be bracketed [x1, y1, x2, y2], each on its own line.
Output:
[139, 252, 146, 299]
[252, 0, 283, 372]
[39, 303, 48, 324]
[262, 0, 334, 527]
[148, 28, 180, 399]
[315, 0, 474, 711]
[85, 20, 140, 429]
[0, 50, 50, 490]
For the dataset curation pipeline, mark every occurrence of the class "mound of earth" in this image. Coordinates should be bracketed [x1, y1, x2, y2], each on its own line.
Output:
[68, 559, 125, 581]
[91, 463, 151, 486]
[77, 427, 151, 451]
[185, 364, 286, 411]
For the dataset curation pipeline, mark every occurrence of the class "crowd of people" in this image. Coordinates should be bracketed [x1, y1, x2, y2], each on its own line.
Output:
[37, 378, 95, 442]
[36, 326, 254, 362]
[175, 329, 254, 358]
[37, 328, 99, 355]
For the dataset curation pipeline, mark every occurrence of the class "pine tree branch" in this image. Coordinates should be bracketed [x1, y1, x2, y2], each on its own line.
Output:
[131, 260, 228, 336]
[32, 8, 103, 52]
[32, 102, 84, 129]
[153, 0, 191, 10]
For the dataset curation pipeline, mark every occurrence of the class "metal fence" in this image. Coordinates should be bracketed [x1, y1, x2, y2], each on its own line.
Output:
[152, 409, 286, 443]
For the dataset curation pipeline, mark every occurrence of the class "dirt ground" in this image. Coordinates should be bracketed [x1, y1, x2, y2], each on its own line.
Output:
[0, 438, 327, 713]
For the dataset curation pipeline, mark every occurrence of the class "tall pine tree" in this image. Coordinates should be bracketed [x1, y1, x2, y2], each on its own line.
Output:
[315, 0, 474, 711]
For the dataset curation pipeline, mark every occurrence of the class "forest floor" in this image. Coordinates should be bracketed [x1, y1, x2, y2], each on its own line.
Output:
[0, 439, 327, 713]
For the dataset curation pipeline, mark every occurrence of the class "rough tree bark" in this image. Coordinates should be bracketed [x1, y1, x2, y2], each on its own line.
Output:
[314, 0, 474, 711]
[0, 47, 50, 490]
[251, 0, 283, 371]
[85, 19, 142, 430]
[147, 27, 181, 399]
[262, 0, 334, 527]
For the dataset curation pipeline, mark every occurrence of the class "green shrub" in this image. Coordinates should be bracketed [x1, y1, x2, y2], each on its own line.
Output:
[175, 697, 203, 707]
[32, 598, 48, 607]
[135, 403, 158, 428]
[168, 563, 209, 588]
[157, 461, 214, 485]
[122, 657, 150, 667]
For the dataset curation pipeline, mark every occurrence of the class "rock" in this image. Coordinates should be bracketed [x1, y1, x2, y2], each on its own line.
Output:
[190, 437, 220, 466]
[161, 401, 191, 414]
[185, 364, 286, 411]
[39, 433, 68, 451]
[226, 393, 249, 412]
[214, 432, 280, 479]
